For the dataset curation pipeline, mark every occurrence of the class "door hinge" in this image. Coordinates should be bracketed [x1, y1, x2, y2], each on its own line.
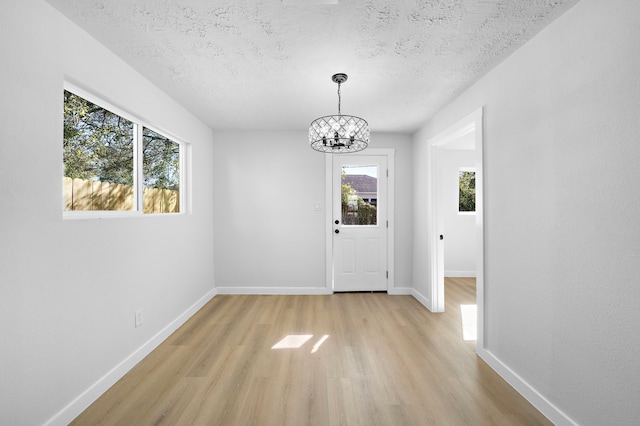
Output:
[386, 220, 388, 228]
[386, 271, 388, 279]
[386, 169, 389, 177]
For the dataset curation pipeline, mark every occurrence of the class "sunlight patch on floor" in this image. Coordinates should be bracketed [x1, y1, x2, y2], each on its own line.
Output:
[272, 334, 313, 349]
[311, 335, 330, 353]
[460, 304, 477, 341]
[271, 334, 330, 352]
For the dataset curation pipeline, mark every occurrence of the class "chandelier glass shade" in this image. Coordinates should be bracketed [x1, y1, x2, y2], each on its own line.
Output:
[309, 74, 369, 154]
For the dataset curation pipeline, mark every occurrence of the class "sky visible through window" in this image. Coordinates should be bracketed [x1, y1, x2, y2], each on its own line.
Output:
[344, 165, 377, 177]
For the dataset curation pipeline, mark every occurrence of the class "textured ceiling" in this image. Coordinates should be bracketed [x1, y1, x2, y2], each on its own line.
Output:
[47, 0, 581, 133]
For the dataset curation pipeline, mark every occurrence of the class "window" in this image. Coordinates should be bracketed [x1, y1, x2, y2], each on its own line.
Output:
[459, 168, 476, 213]
[341, 165, 377, 225]
[142, 128, 181, 214]
[63, 85, 184, 217]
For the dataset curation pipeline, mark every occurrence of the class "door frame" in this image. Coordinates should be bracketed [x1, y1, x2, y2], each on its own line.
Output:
[427, 108, 484, 348]
[325, 148, 395, 293]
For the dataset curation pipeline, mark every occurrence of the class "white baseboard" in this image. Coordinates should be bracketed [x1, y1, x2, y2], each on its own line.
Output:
[217, 285, 413, 296]
[216, 286, 332, 295]
[387, 286, 412, 295]
[44, 288, 218, 426]
[477, 347, 577, 426]
[410, 287, 433, 312]
[218, 287, 412, 296]
[444, 270, 476, 277]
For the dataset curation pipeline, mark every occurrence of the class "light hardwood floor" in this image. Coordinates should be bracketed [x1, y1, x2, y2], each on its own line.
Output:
[72, 278, 551, 425]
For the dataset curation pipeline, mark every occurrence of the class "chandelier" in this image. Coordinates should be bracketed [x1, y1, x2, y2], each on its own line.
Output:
[309, 73, 369, 153]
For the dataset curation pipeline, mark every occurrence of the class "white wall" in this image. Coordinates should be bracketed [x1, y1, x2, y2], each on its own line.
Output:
[0, 1, 215, 425]
[412, 132, 431, 302]
[440, 149, 476, 277]
[413, 0, 640, 424]
[212, 130, 326, 292]
[371, 133, 414, 292]
[212, 131, 413, 293]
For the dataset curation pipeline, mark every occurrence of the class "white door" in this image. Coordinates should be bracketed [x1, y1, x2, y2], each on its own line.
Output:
[332, 155, 387, 292]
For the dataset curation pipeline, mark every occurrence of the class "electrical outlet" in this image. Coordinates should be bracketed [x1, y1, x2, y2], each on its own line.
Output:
[135, 309, 143, 328]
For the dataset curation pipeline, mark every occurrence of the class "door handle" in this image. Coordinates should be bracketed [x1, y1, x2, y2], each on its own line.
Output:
[335, 229, 340, 234]
[335, 220, 340, 225]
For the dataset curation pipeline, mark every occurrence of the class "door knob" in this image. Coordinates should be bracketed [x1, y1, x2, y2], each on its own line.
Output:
[335, 229, 340, 234]
[335, 220, 339, 225]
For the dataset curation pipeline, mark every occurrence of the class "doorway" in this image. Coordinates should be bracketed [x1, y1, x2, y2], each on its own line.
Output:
[325, 149, 395, 292]
[427, 109, 484, 346]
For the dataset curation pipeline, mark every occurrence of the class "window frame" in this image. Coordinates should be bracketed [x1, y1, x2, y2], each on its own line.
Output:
[62, 82, 186, 219]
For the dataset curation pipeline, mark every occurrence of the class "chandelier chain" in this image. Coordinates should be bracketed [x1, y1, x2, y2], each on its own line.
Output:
[337, 82, 341, 115]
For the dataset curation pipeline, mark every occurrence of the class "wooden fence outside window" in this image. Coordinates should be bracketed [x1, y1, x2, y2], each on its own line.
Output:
[63, 177, 179, 213]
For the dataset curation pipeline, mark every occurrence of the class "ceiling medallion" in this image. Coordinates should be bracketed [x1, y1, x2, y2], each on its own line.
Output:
[309, 73, 369, 154]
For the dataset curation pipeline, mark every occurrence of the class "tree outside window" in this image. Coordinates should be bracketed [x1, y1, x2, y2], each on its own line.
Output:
[459, 170, 476, 212]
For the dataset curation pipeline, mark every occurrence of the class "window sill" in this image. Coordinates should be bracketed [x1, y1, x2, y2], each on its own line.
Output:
[63, 211, 183, 220]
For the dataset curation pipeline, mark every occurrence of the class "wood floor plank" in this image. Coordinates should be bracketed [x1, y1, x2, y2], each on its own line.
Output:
[71, 279, 552, 426]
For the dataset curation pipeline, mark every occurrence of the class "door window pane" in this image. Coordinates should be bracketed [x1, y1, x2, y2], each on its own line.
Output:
[341, 165, 377, 225]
